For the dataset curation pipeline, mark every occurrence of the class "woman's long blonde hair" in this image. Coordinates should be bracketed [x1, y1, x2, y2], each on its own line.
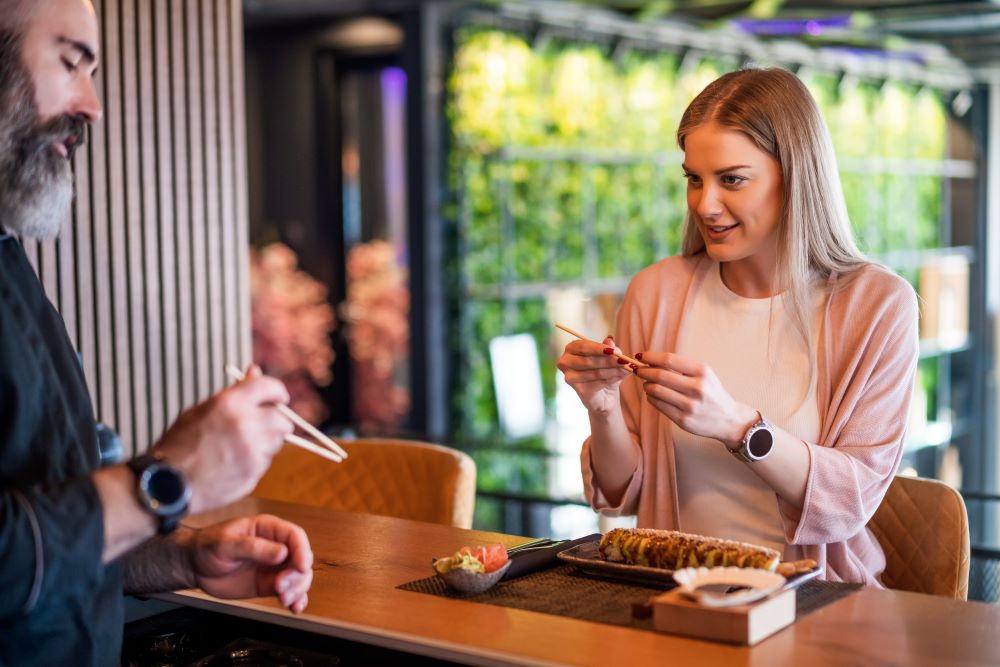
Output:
[677, 66, 869, 352]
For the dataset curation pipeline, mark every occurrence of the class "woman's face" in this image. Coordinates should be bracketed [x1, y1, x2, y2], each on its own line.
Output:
[682, 122, 783, 271]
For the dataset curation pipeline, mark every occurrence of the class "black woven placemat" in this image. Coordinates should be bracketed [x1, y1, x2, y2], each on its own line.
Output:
[398, 564, 861, 631]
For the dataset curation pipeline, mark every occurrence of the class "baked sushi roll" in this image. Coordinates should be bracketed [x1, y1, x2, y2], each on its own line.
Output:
[599, 527, 781, 571]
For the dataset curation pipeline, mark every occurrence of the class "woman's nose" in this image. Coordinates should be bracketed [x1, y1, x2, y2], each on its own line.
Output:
[694, 186, 723, 221]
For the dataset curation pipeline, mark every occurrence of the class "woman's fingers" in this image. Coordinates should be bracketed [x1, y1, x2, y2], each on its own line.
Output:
[634, 351, 705, 376]
[642, 382, 693, 414]
[635, 365, 701, 398]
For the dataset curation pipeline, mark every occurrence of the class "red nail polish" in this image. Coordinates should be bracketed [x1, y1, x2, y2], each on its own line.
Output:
[629, 363, 638, 371]
[603, 347, 614, 355]
[634, 352, 643, 361]
[617, 358, 629, 365]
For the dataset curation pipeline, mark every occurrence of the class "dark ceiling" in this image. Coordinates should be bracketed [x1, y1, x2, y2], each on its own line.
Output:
[244, 0, 1000, 69]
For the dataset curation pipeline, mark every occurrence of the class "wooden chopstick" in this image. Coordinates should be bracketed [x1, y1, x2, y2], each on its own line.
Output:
[285, 433, 344, 463]
[553, 323, 649, 368]
[225, 364, 350, 460]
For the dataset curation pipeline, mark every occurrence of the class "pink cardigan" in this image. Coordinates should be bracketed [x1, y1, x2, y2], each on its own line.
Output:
[581, 253, 919, 585]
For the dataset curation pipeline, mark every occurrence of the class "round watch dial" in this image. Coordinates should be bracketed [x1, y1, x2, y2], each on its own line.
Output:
[747, 427, 774, 459]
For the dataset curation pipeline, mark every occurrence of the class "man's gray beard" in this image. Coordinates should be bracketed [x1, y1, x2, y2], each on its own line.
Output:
[0, 32, 76, 241]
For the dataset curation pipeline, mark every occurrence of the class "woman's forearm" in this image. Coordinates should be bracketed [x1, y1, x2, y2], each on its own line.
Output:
[587, 403, 641, 507]
[719, 415, 810, 509]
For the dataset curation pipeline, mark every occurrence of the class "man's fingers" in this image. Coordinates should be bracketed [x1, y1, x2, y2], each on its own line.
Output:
[252, 515, 314, 572]
[232, 375, 292, 408]
[290, 593, 309, 614]
[217, 534, 288, 565]
[277, 569, 313, 612]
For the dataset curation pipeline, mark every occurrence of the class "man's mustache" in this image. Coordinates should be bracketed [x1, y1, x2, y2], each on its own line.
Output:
[21, 114, 88, 161]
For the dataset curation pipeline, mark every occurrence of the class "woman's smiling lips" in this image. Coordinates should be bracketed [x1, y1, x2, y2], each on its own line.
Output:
[704, 222, 739, 240]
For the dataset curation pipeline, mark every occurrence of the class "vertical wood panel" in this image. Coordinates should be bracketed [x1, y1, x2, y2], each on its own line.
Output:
[230, 0, 252, 365]
[24, 0, 249, 455]
[202, 0, 223, 391]
[155, 0, 180, 425]
[121, 0, 146, 456]
[186, 0, 210, 402]
[172, 0, 195, 408]
[90, 0, 115, 427]
[103, 0, 133, 452]
[138, 0, 164, 443]
[217, 0, 238, 374]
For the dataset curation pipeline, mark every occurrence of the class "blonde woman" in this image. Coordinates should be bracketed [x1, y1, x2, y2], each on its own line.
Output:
[557, 66, 918, 586]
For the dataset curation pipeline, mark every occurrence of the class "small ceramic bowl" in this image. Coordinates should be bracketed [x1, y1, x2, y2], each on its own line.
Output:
[673, 566, 786, 608]
[435, 560, 511, 594]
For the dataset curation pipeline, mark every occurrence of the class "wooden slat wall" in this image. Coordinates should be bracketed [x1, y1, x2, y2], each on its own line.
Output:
[22, 0, 251, 458]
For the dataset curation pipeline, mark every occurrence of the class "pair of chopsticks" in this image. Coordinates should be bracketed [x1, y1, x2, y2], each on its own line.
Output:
[507, 537, 565, 555]
[554, 323, 649, 368]
[224, 364, 348, 464]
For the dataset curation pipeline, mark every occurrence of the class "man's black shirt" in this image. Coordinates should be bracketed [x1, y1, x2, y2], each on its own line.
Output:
[0, 232, 122, 665]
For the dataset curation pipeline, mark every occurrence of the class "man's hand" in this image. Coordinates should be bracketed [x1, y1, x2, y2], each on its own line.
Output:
[191, 514, 313, 614]
[153, 366, 294, 514]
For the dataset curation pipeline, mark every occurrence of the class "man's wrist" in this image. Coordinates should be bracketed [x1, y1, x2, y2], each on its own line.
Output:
[174, 526, 199, 589]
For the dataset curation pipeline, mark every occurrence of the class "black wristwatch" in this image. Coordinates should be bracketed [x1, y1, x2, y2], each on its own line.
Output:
[127, 454, 191, 534]
[730, 411, 775, 463]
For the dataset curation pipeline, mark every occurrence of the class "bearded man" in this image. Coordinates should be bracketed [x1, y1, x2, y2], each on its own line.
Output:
[0, 2, 315, 664]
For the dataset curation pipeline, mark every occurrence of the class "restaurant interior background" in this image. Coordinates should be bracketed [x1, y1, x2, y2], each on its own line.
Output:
[21, 0, 1000, 604]
[240, 0, 1000, 600]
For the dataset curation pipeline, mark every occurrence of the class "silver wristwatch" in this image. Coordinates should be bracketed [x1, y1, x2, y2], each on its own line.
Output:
[730, 411, 775, 463]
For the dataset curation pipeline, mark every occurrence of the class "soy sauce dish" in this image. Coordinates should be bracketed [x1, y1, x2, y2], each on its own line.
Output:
[673, 566, 786, 607]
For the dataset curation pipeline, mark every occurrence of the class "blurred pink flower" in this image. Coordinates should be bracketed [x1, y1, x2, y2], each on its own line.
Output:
[250, 243, 336, 423]
[341, 240, 410, 433]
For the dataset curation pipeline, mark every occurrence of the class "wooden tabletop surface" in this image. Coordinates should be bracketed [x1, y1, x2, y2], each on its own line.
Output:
[158, 497, 1000, 667]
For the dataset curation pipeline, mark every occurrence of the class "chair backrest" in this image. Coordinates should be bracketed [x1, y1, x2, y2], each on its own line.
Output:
[252, 438, 477, 529]
[867, 474, 970, 600]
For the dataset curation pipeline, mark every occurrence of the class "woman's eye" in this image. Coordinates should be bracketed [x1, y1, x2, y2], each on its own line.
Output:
[721, 174, 746, 186]
[683, 172, 700, 184]
[62, 57, 79, 73]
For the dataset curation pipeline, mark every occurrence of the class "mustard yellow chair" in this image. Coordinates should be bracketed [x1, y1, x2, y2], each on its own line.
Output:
[252, 438, 477, 528]
[867, 474, 970, 600]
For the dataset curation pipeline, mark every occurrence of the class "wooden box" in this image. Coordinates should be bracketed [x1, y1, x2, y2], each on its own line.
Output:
[651, 587, 795, 646]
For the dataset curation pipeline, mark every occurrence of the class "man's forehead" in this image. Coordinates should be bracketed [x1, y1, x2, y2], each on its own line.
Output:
[30, 0, 100, 58]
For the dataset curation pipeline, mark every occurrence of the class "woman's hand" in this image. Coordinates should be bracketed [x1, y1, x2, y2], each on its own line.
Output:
[633, 351, 758, 448]
[556, 336, 632, 415]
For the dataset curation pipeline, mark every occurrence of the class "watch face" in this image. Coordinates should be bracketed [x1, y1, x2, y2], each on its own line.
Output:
[747, 427, 774, 459]
[145, 466, 187, 509]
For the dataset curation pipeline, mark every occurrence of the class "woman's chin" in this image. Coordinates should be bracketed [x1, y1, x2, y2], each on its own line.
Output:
[703, 242, 744, 264]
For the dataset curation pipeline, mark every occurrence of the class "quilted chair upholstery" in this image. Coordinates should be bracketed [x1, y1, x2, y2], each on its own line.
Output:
[867, 474, 970, 600]
[252, 438, 477, 528]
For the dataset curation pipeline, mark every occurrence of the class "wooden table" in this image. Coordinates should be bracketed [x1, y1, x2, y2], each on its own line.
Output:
[158, 498, 1000, 667]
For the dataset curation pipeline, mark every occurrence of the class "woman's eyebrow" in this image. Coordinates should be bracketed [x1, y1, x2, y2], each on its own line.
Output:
[681, 163, 753, 174]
